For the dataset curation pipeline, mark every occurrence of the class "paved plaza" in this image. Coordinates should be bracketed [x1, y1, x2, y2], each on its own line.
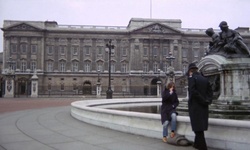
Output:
[0, 97, 219, 150]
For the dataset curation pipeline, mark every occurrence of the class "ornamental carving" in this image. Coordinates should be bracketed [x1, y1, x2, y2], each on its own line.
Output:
[96, 39, 105, 46]
[59, 38, 67, 45]
[33, 83, 36, 92]
[11, 23, 38, 31]
[134, 24, 180, 34]
[20, 37, 28, 43]
[7, 80, 12, 92]
[84, 39, 92, 45]
[10, 37, 18, 43]
[46, 38, 55, 44]
[149, 24, 164, 33]
[71, 38, 80, 45]
[31, 38, 38, 44]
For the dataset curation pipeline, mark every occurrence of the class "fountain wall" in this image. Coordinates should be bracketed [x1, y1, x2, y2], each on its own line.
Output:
[71, 98, 250, 150]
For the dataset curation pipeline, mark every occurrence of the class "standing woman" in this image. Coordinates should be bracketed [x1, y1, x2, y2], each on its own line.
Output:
[161, 82, 179, 143]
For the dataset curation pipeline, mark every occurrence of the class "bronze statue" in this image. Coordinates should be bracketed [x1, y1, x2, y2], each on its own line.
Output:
[205, 28, 221, 54]
[206, 21, 250, 57]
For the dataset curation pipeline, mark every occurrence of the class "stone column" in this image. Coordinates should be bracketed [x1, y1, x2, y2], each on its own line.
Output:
[157, 80, 162, 97]
[31, 73, 39, 98]
[4, 78, 14, 98]
[96, 82, 101, 98]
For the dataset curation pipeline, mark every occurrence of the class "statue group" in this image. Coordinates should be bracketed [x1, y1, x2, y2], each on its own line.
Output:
[205, 21, 250, 58]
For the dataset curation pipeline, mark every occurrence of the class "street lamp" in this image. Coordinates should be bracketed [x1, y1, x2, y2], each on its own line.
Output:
[106, 39, 115, 99]
[97, 69, 101, 82]
[166, 51, 175, 82]
[157, 68, 161, 79]
[165, 51, 175, 67]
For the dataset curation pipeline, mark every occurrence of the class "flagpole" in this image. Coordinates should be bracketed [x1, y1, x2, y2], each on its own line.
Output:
[150, 0, 152, 18]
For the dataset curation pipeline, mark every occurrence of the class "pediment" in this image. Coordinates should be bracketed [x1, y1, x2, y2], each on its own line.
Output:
[3, 23, 42, 31]
[131, 23, 182, 34]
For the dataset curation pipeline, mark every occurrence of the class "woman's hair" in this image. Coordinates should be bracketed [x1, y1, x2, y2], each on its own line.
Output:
[166, 82, 175, 90]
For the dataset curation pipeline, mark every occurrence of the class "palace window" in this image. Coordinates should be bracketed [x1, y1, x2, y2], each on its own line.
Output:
[85, 62, 91, 72]
[135, 45, 139, 50]
[193, 48, 199, 58]
[30, 61, 36, 71]
[97, 46, 103, 55]
[111, 62, 115, 73]
[143, 47, 148, 56]
[174, 46, 178, 51]
[11, 44, 17, 53]
[31, 45, 37, 54]
[121, 63, 127, 73]
[21, 61, 27, 72]
[97, 63, 103, 72]
[72, 61, 78, 72]
[163, 47, 168, 56]
[47, 45, 53, 54]
[153, 47, 158, 56]
[73, 84, 77, 91]
[60, 61, 66, 72]
[122, 47, 127, 56]
[85, 46, 91, 55]
[60, 46, 66, 55]
[11, 62, 16, 71]
[48, 84, 51, 91]
[182, 49, 187, 58]
[163, 62, 168, 72]
[72, 46, 78, 55]
[143, 62, 148, 73]
[183, 65, 187, 75]
[60, 84, 64, 91]
[47, 61, 53, 72]
[153, 63, 158, 73]
[20, 44, 28, 53]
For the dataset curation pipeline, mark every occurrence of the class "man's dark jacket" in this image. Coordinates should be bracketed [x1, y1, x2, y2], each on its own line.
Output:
[188, 72, 213, 131]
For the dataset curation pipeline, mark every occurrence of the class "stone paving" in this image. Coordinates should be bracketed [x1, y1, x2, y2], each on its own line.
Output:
[0, 97, 219, 150]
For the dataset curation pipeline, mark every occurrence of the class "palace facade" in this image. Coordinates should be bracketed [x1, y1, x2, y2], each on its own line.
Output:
[1, 18, 250, 97]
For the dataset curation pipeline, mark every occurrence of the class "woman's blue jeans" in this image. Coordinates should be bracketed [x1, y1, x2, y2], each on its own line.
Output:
[162, 113, 177, 137]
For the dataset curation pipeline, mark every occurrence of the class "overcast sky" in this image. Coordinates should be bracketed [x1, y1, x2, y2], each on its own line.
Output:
[1, 0, 250, 52]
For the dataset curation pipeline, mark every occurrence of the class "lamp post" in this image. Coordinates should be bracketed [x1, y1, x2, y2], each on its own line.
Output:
[96, 69, 102, 98]
[106, 39, 114, 99]
[157, 68, 161, 80]
[166, 51, 175, 82]
[165, 51, 175, 67]
[97, 69, 101, 82]
[157, 69, 162, 97]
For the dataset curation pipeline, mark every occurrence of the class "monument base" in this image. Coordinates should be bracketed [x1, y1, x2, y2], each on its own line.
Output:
[197, 55, 250, 101]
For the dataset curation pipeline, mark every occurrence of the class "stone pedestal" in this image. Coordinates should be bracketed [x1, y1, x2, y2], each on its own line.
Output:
[31, 73, 39, 98]
[96, 82, 101, 98]
[197, 55, 250, 101]
[4, 78, 14, 97]
[157, 81, 162, 98]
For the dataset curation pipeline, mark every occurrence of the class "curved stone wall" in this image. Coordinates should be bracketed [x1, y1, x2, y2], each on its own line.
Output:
[71, 98, 250, 150]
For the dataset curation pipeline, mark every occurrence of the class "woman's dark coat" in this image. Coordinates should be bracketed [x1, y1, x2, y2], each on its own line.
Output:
[161, 89, 179, 124]
[188, 72, 211, 131]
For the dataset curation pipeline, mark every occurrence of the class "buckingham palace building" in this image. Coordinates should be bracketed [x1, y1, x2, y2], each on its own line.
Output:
[1, 18, 250, 97]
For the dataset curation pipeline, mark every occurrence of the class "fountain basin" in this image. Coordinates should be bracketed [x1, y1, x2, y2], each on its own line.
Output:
[71, 98, 250, 150]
